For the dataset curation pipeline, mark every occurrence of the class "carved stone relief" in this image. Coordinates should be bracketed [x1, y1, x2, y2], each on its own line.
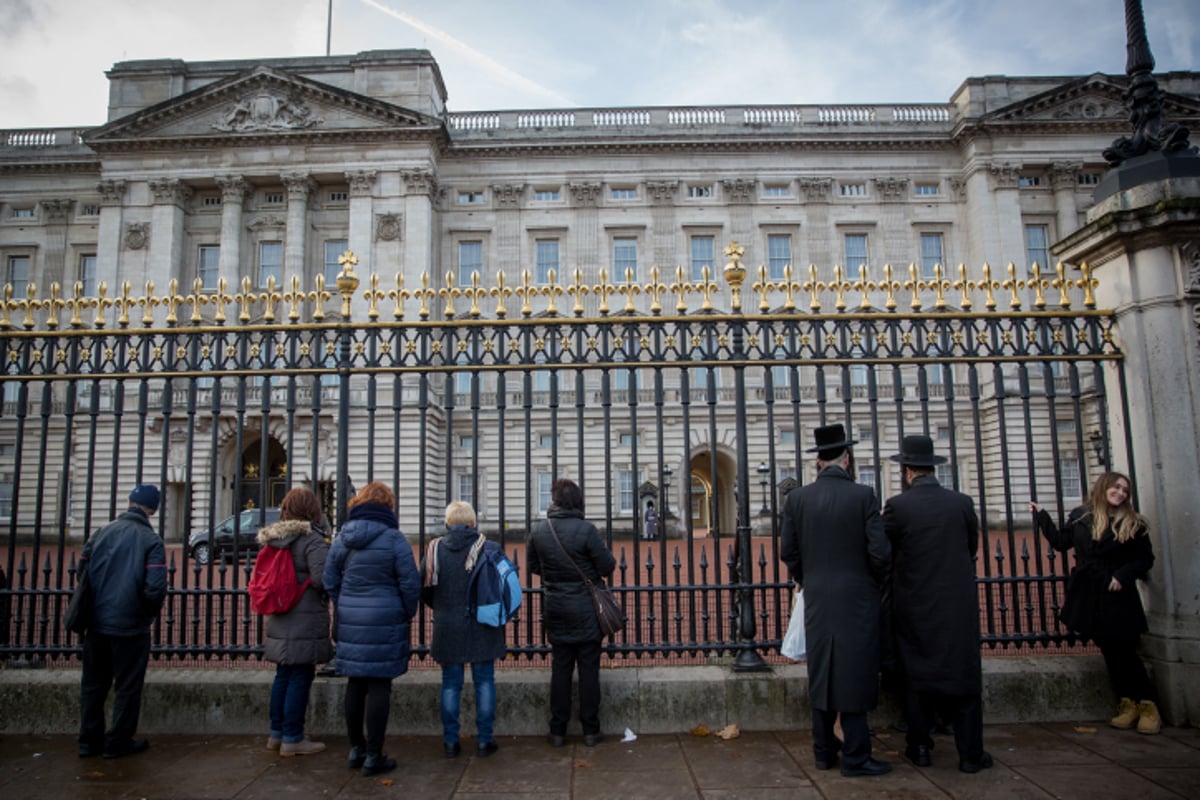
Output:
[215, 175, 251, 203]
[211, 91, 323, 132]
[247, 215, 287, 232]
[1183, 241, 1200, 368]
[569, 182, 602, 207]
[281, 172, 317, 201]
[989, 163, 1021, 189]
[645, 180, 678, 205]
[376, 213, 402, 242]
[148, 178, 192, 205]
[873, 176, 909, 200]
[798, 177, 832, 202]
[721, 177, 755, 203]
[402, 169, 437, 197]
[97, 179, 127, 204]
[39, 199, 74, 222]
[491, 183, 525, 208]
[1049, 161, 1083, 190]
[346, 170, 377, 197]
[124, 222, 150, 251]
[948, 176, 967, 200]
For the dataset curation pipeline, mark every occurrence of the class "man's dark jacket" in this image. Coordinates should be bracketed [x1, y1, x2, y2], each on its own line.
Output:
[883, 474, 981, 694]
[82, 507, 167, 636]
[780, 464, 890, 712]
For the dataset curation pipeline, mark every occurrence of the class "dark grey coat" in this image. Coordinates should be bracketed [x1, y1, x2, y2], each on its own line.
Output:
[257, 519, 333, 666]
[883, 475, 981, 694]
[780, 465, 890, 712]
[425, 525, 508, 665]
[527, 508, 616, 645]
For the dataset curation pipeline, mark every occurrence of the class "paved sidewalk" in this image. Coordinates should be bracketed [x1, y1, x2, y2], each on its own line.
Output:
[1, 722, 1198, 799]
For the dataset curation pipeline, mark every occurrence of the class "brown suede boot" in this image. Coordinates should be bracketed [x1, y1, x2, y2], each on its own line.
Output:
[280, 738, 327, 756]
[1136, 700, 1162, 734]
[1110, 697, 1138, 729]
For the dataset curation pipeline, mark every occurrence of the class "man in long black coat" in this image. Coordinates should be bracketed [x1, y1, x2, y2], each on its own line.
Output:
[883, 435, 992, 773]
[780, 424, 892, 777]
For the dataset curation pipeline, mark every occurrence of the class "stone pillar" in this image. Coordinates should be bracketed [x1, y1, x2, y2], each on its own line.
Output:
[38, 199, 74, 289]
[147, 178, 191, 291]
[1049, 161, 1084, 251]
[401, 168, 437, 289]
[492, 182, 525, 285]
[345, 170, 376, 319]
[798, 178, 833, 268]
[215, 175, 250, 286]
[94, 180, 127, 296]
[282, 172, 316, 279]
[1054, 174, 1200, 725]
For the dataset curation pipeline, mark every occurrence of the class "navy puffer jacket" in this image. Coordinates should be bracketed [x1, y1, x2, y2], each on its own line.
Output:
[323, 503, 420, 679]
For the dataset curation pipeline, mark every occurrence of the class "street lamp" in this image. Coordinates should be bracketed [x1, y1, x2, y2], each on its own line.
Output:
[757, 460, 770, 515]
[1089, 429, 1108, 467]
[661, 463, 673, 518]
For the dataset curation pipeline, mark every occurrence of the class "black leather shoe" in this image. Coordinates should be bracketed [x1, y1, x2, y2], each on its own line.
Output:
[361, 752, 397, 777]
[548, 734, 565, 747]
[840, 758, 892, 777]
[347, 746, 365, 769]
[444, 741, 461, 758]
[959, 751, 994, 774]
[477, 741, 499, 757]
[78, 743, 102, 758]
[583, 733, 604, 747]
[905, 744, 932, 767]
[103, 739, 149, 759]
[813, 738, 842, 770]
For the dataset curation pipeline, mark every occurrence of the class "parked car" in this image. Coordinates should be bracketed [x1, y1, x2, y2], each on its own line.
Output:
[187, 508, 280, 565]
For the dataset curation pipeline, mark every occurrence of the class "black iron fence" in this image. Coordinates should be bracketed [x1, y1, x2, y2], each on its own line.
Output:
[0, 253, 1128, 665]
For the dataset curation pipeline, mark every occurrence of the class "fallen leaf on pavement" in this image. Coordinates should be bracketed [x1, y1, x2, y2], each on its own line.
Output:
[715, 724, 740, 740]
[1074, 726, 1097, 734]
[691, 724, 711, 737]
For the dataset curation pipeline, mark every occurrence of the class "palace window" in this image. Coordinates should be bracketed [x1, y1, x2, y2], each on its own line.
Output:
[919, 233, 944, 279]
[459, 435, 475, 450]
[1018, 175, 1042, 188]
[197, 246, 220, 289]
[763, 184, 790, 198]
[618, 469, 639, 513]
[79, 254, 97, 296]
[258, 241, 282, 288]
[538, 434, 557, 449]
[1060, 456, 1082, 501]
[610, 187, 637, 200]
[843, 233, 868, 270]
[618, 432, 641, 447]
[535, 239, 559, 283]
[1024, 224, 1049, 272]
[263, 191, 285, 205]
[687, 184, 713, 198]
[767, 234, 792, 280]
[0, 444, 13, 516]
[914, 183, 939, 196]
[839, 182, 866, 197]
[79, 204, 100, 216]
[201, 195, 222, 207]
[537, 472, 553, 514]
[456, 472, 476, 512]
[459, 241, 484, 286]
[936, 462, 956, 487]
[458, 191, 485, 205]
[534, 188, 560, 201]
[690, 235, 715, 281]
[10, 207, 35, 218]
[613, 237, 638, 280]
[1077, 173, 1101, 186]
[328, 190, 349, 203]
[324, 240, 348, 285]
[5, 254, 32, 296]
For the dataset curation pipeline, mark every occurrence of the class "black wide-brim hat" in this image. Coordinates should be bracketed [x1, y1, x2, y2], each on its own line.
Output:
[889, 434, 948, 466]
[805, 423, 858, 453]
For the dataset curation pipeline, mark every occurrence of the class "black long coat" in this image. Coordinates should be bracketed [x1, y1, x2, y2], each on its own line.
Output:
[883, 475, 981, 694]
[424, 524, 508, 665]
[780, 465, 891, 712]
[527, 508, 616, 645]
[1034, 507, 1153, 642]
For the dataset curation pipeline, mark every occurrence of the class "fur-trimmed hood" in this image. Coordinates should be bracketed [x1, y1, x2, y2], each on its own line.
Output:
[257, 518, 313, 547]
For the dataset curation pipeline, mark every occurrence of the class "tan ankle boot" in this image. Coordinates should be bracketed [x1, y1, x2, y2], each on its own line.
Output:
[1110, 697, 1138, 729]
[280, 738, 327, 756]
[1136, 700, 1162, 734]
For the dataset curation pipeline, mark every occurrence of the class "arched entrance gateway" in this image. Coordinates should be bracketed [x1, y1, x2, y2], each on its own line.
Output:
[687, 449, 737, 537]
[232, 436, 288, 512]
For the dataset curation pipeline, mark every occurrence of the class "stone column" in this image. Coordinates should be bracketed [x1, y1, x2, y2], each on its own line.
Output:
[38, 199, 74, 289]
[401, 169, 437, 289]
[491, 182, 525, 286]
[345, 170, 377, 319]
[1049, 161, 1084, 251]
[94, 180, 127, 296]
[282, 172, 316, 279]
[873, 177, 910, 264]
[147, 178, 191, 291]
[1055, 174, 1200, 725]
[569, 182, 603, 315]
[798, 178, 833, 268]
[215, 175, 250, 286]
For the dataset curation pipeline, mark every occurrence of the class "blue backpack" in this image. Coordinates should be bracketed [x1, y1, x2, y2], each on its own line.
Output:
[467, 539, 522, 627]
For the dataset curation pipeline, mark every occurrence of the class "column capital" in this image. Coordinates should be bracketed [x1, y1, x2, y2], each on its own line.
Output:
[346, 170, 377, 197]
[39, 199, 75, 222]
[401, 168, 437, 197]
[989, 162, 1022, 189]
[720, 177, 756, 204]
[215, 175, 251, 203]
[148, 178, 193, 205]
[569, 182, 602, 207]
[281, 171, 317, 199]
[798, 177, 832, 202]
[96, 179, 127, 205]
[1049, 161, 1084, 190]
[645, 180, 678, 205]
[491, 183, 525, 208]
[873, 176, 910, 200]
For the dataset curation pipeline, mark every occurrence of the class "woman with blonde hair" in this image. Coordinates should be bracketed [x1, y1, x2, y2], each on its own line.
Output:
[1030, 471, 1159, 733]
[422, 501, 507, 758]
[323, 482, 421, 775]
[258, 487, 332, 756]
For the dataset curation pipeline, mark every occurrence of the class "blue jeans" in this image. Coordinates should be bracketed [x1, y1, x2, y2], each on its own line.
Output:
[440, 661, 496, 746]
[269, 664, 316, 743]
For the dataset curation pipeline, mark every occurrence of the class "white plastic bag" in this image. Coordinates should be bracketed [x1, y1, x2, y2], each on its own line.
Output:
[780, 589, 806, 660]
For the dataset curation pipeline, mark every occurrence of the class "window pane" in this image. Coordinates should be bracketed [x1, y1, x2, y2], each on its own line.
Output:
[843, 234, 868, 270]
[1059, 457, 1081, 501]
[536, 239, 559, 284]
[258, 241, 283, 288]
[324, 240, 348, 285]
[79, 254, 97, 296]
[613, 237, 638, 281]
[919, 233, 943, 279]
[459, 241, 483, 286]
[619, 470, 636, 513]
[1025, 225, 1049, 273]
[767, 234, 791, 280]
[198, 246, 220, 289]
[690, 236, 714, 281]
[537, 473, 553, 513]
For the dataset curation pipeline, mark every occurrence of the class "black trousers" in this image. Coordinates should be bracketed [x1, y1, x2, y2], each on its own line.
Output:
[549, 640, 602, 736]
[1096, 636, 1157, 703]
[79, 629, 152, 750]
[812, 708, 871, 767]
[905, 688, 984, 763]
[344, 676, 392, 754]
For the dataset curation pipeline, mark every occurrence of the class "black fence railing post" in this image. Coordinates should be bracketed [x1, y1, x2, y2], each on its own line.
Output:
[335, 251, 360, 527]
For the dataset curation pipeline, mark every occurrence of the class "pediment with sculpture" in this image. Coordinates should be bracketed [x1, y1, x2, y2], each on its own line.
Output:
[983, 74, 1200, 125]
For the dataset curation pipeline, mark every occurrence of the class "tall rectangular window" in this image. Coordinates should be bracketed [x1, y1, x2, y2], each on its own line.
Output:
[1059, 456, 1082, 502]
[79, 254, 97, 296]
[767, 234, 792, 280]
[613, 237, 638, 281]
[535, 239, 559, 284]
[459, 241, 483, 286]
[690, 235, 715, 281]
[258, 241, 282, 288]
[1025, 224, 1049, 273]
[919, 233, 944, 279]
[936, 462, 956, 487]
[5, 254, 31, 297]
[0, 444, 13, 516]
[324, 240, 348, 285]
[456, 473, 476, 509]
[843, 234, 868, 270]
[618, 469, 637, 513]
[197, 246, 220, 289]
[537, 472, 553, 513]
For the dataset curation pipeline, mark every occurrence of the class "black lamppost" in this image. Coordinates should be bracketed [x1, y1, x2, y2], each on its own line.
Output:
[1089, 429, 1109, 468]
[757, 460, 770, 515]
[661, 463, 673, 518]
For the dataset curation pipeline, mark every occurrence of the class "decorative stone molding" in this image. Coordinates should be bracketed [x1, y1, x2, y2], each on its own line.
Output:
[797, 177, 832, 202]
[281, 172, 317, 201]
[645, 180, 678, 205]
[39, 199, 74, 222]
[376, 213, 403, 242]
[989, 162, 1021, 189]
[491, 183, 525, 208]
[873, 176, 909, 200]
[96, 179, 127, 205]
[215, 175, 251, 203]
[402, 169, 438, 197]
[123, 222, 150, 251]
[948, 176, 967, 200]
[246, 215, 287, 232]
[1049, 161, 1083, 190]
[569, 182, 602, 207]
[1183, 241, 1200, 295]
[211, 91, 323, 132]
[721, 177, 755, 204]
[148, 178, 192, 205]
[346, 170, 377, 197]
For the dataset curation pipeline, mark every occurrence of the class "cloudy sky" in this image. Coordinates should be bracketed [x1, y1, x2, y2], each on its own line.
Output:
[2, 0, 1197, 128]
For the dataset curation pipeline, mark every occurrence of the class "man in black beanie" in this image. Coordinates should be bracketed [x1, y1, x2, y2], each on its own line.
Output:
[780, 424, 892, 777]
[77, 484, 167, 759]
